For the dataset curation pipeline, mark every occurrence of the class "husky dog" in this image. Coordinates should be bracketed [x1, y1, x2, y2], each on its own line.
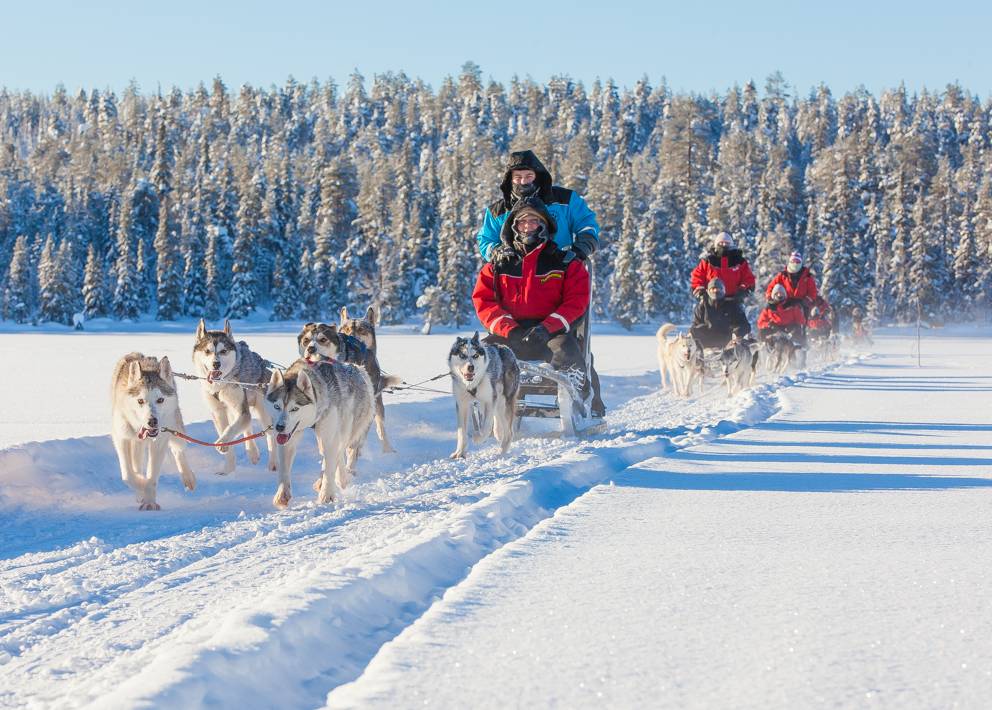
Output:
[298, 321, 368, 367]
[263, 359, 375, 508]
[762, 330, 802, 374]
[110, 353, 196, 510]
[657, 324, 703, 398]
[721, 333, 759, 396]
[656, 323, 681, 392]
[337, 305, 402, 453]
[193, 319, 275, 475]
[447, 332, 520, 459]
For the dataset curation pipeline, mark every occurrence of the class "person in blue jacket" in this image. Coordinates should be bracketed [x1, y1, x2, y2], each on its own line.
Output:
[476, 150, 600, 267]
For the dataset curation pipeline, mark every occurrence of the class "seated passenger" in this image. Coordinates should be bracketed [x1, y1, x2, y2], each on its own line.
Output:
[689, 277, 752, 350]
[757, 284, 807, 345]
[472, 196, 605, 415]
[806, 295, 834, 338]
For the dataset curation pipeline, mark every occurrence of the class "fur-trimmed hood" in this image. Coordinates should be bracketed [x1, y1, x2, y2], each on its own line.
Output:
[498, 196, 559, 249]
[499, 150, 555, 204]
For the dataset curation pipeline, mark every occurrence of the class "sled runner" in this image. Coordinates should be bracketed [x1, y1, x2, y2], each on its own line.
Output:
[514, 311, 605, 437]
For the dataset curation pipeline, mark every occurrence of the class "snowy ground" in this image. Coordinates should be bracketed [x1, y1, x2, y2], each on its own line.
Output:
[2, 323, 991, 708]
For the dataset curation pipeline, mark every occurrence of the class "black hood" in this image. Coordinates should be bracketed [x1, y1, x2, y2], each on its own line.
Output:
[499, 196, 558, 249]
[499, 150, 554, 204]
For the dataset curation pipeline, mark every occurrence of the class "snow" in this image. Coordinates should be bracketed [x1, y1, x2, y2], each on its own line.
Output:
[2, 324, 992, 708]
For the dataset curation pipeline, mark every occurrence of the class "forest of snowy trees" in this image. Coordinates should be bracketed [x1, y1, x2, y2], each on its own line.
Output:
[1, 63, 991, 328]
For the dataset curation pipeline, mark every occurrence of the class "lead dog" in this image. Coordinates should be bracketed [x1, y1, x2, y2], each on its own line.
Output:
[336, 306, 402, 453]
[657, 323, 703, 398]
[193, 319, 275, 474]
[110, 353, 196, 510]
[447, 332, 520, 458]
[263, 359, 375, 508]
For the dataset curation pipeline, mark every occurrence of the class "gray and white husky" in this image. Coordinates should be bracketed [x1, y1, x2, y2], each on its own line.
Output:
[297, 321, 402, 454]
[337, 305, 402, 453]
[110, 353, 196, 510]
[721, 333, 758, 396]
[447, 332, 520, 459]
[193, 319, 275, 475]
[263, 359, 375, 509]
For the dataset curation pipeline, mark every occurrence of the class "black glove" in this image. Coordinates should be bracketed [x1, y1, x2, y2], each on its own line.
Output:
[490, 244, 517, 269]
[692, 287, 705, 301]
[521, 324, 551, 348]
[506, 326, 526, 346]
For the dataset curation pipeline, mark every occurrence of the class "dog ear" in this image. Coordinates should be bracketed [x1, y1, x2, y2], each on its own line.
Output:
[268, 368, 284, 394]
[327, 324, 338, 336]
[158, 356, 173, 382]
[223, 319, 232, 337]
[127, 360, 143, 386]
[471, 331, 480, 345]
[339, 306, 349, 324]
[196, 318, 206, 341]
[297, 369, 314, 400]
[365, 305, 377, 326]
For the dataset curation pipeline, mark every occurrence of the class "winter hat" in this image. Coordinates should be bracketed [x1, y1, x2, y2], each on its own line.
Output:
[706, 277, 726, 300]
[770, 284, 787, 302]
[786, 251, 803, 274]
[512, 206, 548, 229]
[713, 232, 734, 249]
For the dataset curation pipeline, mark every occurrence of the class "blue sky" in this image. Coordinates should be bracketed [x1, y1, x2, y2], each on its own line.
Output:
[2, 0, 988, 97]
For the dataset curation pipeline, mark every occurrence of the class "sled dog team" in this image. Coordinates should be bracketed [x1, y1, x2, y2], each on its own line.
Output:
[111, 308, 521, 510]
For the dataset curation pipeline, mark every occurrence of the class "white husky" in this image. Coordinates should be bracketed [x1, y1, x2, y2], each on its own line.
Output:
[447, 333, 521, 459]
[263, 359, 375, 509]
[656, 323, 703, 398]
[110, 353, 196, 510]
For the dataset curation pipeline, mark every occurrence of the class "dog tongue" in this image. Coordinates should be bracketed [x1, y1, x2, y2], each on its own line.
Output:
[276, 433, 290, 445]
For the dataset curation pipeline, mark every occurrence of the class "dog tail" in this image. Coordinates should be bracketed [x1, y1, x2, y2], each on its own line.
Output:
[657, 323, 676, 342]
[379, 373, 404, 390]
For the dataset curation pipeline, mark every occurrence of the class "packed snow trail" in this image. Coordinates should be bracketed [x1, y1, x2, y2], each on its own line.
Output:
[327, 332, 992, 708]
[1, 328, 815, 709]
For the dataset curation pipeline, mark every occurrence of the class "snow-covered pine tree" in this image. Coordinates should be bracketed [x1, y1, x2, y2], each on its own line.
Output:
[313, 153, 359, 317]
[227, 168, 264, 319]
[82, 243, 106, 318]
[609, 163, 642, 328]
[3, 235, 34, 323]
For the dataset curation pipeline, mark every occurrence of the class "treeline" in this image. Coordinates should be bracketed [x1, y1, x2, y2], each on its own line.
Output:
[1, 64, 990, 328]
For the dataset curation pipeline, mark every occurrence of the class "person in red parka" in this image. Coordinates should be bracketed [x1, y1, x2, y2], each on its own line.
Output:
[691, 232, 756, 301]
[765, 251, 818, 314]
[472, 196, 605, 416]
[806, 295, 835, 339]
[757, 284, 807, 344]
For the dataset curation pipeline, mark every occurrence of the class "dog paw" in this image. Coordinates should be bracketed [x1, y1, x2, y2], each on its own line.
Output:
[272, 486, 291, 509]
[182, 473, 197, 492]
[248, 448, 261, 465]
[449, 451, 466, 459]
[312, 477, 322, 493]
[215, 442, 230, 455]
[382, 444, 397, 454]
[138, 501, 161, 511]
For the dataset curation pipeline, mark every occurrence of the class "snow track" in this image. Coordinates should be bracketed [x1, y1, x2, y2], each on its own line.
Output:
[0, 331, 855, 709]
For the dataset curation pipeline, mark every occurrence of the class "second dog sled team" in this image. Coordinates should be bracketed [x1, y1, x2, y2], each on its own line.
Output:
[112, 149, 842, 510]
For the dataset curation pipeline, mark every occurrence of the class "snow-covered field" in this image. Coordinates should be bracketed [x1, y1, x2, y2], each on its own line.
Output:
[2, 323, 991, 708]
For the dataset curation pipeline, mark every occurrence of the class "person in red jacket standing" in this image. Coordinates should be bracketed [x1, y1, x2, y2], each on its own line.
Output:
[691, 232, 756, 302]
[765, 251, 818, 314]
[472, 196, 605, 416]
[757, 284, 807, 344]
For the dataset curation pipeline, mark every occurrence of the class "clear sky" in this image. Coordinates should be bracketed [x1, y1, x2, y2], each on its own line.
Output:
[1, 0, 988, 98]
